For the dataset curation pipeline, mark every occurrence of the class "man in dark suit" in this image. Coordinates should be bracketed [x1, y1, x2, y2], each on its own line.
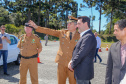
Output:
[105, 19, 126, 84]
[68, 16, 97, 84]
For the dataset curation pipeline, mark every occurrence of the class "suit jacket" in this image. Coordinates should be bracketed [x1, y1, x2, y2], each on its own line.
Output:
[105, 41, 126, 84]
[71, 30, 97, 80]
[36, 26, 80, 66]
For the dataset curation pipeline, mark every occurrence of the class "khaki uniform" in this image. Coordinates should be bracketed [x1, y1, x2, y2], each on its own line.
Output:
[17, 34, 42, 84]
[36, 27, 80, 84]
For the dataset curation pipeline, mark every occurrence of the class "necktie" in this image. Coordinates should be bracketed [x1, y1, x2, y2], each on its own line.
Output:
[70, 32, 72, 40]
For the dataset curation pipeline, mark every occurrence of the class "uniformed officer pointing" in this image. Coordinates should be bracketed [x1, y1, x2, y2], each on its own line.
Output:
[17, 23, 42, 84]
[28, 16, 80, 84]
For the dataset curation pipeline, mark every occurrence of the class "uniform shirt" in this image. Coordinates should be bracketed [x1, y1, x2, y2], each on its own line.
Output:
[17, 34, 42, 57]
[96, 36, 101, 48]
[36, 26, 80, 66]
[0, 32, 10, 50]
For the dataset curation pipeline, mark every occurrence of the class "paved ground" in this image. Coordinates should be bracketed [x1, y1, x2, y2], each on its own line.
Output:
[0, 41, 109, 84]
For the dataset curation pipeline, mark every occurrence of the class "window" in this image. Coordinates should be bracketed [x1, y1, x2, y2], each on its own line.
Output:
[10, 36, 17, 45]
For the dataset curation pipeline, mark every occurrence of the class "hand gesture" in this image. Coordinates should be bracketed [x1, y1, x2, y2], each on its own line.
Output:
[28, 20, 38, 29]
[68, 61, 74, 72]
[1, 36, 6, 40]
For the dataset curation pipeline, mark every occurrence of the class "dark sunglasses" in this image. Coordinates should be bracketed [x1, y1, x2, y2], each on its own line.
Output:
[2, 29, 5, 30]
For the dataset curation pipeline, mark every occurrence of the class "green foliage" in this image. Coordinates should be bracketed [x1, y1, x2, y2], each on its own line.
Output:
[0, 7, 11, 25]
[102, 0, 126, 34]
[99, 34, 118, 42]
[0, 0, 125, 40]
[92, 29, 97, 33]
[0, 0, 78, 38]
[48, 36, 59, 41]
[104, 22, 114, 34]
[5, 24, 24, 34]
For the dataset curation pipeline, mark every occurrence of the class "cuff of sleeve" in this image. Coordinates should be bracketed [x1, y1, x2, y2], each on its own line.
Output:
[71, 62, 74, 69]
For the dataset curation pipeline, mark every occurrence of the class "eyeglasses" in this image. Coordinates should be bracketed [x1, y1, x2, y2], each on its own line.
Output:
[1, 29, 5, 31]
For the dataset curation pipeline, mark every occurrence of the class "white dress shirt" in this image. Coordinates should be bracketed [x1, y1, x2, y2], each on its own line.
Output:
[80, 29, 90, 37]
[96, 36, 101, 48]
[120, 73, 126, 84]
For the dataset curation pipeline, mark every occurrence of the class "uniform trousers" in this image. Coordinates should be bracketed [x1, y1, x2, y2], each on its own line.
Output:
[57, 63, 76, 84]
[19, 58, 38, 84]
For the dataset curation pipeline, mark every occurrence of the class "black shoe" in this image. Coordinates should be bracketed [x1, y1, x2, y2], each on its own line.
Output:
[4, 73, 10, 76]
[100, 60, 102, 63]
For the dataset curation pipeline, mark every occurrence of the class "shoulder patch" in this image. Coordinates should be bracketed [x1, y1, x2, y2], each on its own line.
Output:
[20, 34, 25, 37]
[34, 34, 40, 38]
[20, 34, 25, 39]
[19, 34, 25, 40]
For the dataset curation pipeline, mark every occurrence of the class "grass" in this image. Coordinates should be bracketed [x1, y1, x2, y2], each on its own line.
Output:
[101, 42, 113, 48]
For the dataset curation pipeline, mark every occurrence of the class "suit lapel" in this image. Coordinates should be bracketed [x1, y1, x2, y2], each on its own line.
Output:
[122, 58, 126, 69]
[117, 42, 122, 68]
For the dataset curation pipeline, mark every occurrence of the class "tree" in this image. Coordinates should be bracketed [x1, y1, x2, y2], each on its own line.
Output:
[0, 7, 11, 25]
[102, 0, 126, 34]
[80, 0, 96, 30]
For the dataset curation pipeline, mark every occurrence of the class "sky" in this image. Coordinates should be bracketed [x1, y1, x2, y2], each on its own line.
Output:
[74, 0, 108, 31]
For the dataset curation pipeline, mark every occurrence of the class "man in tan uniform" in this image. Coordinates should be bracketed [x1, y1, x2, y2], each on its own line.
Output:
[28, 16, 80, 84]
[17, 23, 42, 84]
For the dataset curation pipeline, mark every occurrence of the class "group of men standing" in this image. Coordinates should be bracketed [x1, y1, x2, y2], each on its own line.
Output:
[0, 15, 126, 84]
[28, 16, 96, 84]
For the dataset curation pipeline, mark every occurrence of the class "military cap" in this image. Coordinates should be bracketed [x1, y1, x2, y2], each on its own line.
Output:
[67, 16, 78, 23]
[68, 16, 78, 20]
[25, 23, 34, 29]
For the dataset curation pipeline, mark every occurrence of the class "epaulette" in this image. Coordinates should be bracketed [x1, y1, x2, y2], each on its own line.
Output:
[61, 29, 68, 31]
[64, 29, 68, 31]
[34, 34, 40, 38]
[20, 34, 25, 37]
[60, 29, 68, 33]
[64, 29, 68, 32]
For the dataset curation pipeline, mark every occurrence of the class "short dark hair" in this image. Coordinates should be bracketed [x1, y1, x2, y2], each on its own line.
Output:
[115, 19, 126, 30]
[78, 16, 90, 28]
[0, 25, 6, 29]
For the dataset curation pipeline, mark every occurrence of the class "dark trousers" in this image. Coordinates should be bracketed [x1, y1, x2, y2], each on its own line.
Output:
[76, 80, 90, 84]
[94, 48, 102, 62]
[0, 50, 8, 73]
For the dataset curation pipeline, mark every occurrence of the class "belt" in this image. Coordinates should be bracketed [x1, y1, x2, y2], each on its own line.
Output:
[20, 53, 38, 59]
